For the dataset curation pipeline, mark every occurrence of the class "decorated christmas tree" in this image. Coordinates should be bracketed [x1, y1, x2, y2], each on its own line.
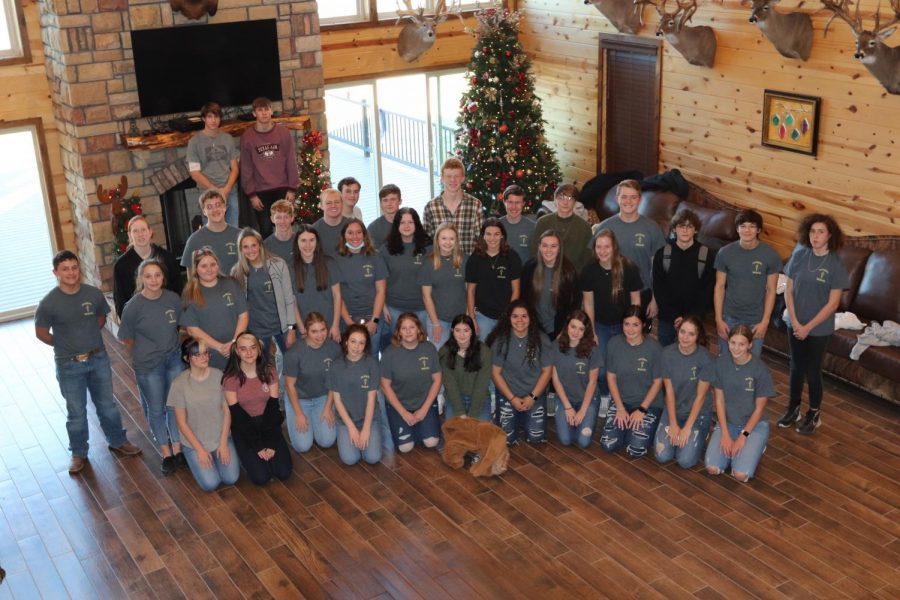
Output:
[113, 194, 143, 259]
[295, 129, 331, 223]
[455, 4, 562, 217]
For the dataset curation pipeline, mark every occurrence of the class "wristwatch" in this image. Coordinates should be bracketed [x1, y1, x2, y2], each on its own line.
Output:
[741, 429, 750, 437]
[636, 406, 648, 414]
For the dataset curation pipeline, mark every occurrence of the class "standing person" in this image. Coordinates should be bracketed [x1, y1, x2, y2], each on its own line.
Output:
[380, 313, 443, 453]
[652, 209, 716, 347]
[181, 247, 249, 370]
[551, 310, 602, 448]
[264, 198, 297, 266]
[600, 306, 664, 458]
[488, 300, 553, 446]
[335, 219, 387, 340]
[368, 184, 403, 248]
[420, 223, 467, 348]
[531, 184, 593, 270]
[466, 219, 522, 340]
[283, 312, 341, 453]
[499, 185, 536, 264]
[35, 251, 142, 474]
[222, 332, 292, 485]
[337, 176, 363, 220]
[705, 325, 775, 482]
[313, 188, 350, 258]
[292, 224, 342, 342]
[439, 314, 493, 422]
[167, 338, 240, 492]
[596, 180, 666, 319]
[113, 215, 182, 318]
[381, 208, 431, 350]
[423, 157, 483, 255]
[118, 259, 185, 475]
[780, 214, 849, 434]
[327, 324, 383, 466]
[180, 190, 242, 276]
[654, 315, 715, 469]
[187, 101, 240, 227]
[713, 209, 782, 357]
[239, 97, 299, 239]
[521, 230, 580, 339]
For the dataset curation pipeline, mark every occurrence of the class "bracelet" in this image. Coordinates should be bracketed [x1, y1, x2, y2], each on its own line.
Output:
[636, 406, 648, 414]
[565, 406, 574, 411]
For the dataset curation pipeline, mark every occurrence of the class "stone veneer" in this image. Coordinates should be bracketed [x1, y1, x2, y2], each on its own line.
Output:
[39, 0, 325, 288]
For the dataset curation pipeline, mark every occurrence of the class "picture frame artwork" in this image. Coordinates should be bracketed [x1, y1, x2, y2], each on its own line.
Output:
[761, 90, 820, 156]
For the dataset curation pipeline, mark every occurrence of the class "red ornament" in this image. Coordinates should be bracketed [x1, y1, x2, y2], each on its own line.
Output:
[470, 77, 477, 84]
[498, 124, 508, 134]
[466, 182, 474, 190]
[508, 111, 516, 119]
[118, 243, 128, 252]
[505, 51, 511, 58]
[482, 47, 489, 54]
[467, 102, 478, 113]
[516, 169, 524, 178]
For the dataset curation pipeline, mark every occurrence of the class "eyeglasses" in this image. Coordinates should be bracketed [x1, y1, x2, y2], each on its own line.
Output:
[557, 195, 575, 201]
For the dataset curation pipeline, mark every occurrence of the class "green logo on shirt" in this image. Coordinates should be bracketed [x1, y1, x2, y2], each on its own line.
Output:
[496, 266, 507, 280]
[165, 309, 177, 324]
[519, 235, 528, 247]
[575, 361, 587, 375]
[81, 302, 94, 316]
[816, 268, 829, 283]
[744, 377, 755, 392]
[226, 242, 237, 256]
[752, 261, 764, 275]
[363, 264, 374, 278]
[634, 233, 646, 248]
[637, 357, 648, 372]
[223, 292, 235, 306]
[361, 374, 370, 389]
[419, 356, 430, 370]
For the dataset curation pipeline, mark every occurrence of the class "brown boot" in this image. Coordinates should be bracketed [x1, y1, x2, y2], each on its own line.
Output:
[109, 441, 142, 456]
[68, 456, 87, 474]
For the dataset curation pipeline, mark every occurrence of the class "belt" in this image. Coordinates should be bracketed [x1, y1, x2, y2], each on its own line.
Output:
[71, 347, 102, 362]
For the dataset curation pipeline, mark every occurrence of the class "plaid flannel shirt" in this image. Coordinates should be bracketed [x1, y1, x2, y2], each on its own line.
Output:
[423, 192, 484, 256]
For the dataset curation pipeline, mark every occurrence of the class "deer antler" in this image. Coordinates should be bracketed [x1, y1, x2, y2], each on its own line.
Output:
[675, 0, 698, 30]
[633, 0, 660, 27]
[396, 0, 424, 25]
[821, 0, 862, 36]
[434, 0, 465, 26]
[874, 0, 900, 34]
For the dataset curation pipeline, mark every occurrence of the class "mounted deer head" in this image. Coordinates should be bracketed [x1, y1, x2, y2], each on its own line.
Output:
[96, 176, 129, 231]
[741, 0, 813, 60]
[396, 0, 462, 63]
[585, 0, 644, 34]
[169, 0, 218, 20]
[634, 0, 717, 67]
[822, 0, 900, 94]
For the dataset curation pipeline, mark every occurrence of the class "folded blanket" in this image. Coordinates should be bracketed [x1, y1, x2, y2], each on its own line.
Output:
[850, 320, 900, 360]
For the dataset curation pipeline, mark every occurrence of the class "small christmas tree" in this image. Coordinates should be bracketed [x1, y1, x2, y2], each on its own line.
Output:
[113, 194, 143, 258]
[295, 129, 331, 223]
[455, 3, 562, 217]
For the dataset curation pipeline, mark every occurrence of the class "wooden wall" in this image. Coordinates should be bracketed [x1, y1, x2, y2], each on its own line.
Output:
[518, 0, 900, 256]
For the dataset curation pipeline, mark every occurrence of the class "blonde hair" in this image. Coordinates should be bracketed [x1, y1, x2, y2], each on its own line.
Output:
[182, 247, 221, 308]
[134, 258, 166, 294]
[430, 223, 464, 270]
[231, 227, 272, 288]
[320, 187, 341, 206]
[270, 198, 295, 216]
[616, 179, 641, 196]
[126, 215, 152, 248]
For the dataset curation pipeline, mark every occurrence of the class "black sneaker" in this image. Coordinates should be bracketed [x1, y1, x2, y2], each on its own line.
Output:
[174, 452, 187, 468]
[796, 411, 821, 435]
[777, 406, 801, 428]
[161, 456, 177, 476]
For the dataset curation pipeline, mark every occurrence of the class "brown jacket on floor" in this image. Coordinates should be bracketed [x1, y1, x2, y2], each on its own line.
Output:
[441, 417, 509, 477]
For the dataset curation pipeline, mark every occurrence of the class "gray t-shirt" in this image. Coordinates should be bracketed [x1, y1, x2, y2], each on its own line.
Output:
[180, 225, 242, 275]
[661, 344, 714, 419]
[35, 284, 109, 360]
[596, 215, 666, 289]
[379, 342, 440, 410]
[714, 241, 782, 324]
[784, 246, 850, 337]
[264, 233, 296, 266]
[335, 252, 388, 319]
[313, 217, 350, 258]
[117, 290, 182, 371]
[327, 355, 380, 426]
[712, 354, 775, 428]
[535, 266, 556, 335]
[283, 339, 341, 399]
[246, 265, 281, 336]
[382, 242, 429, 311]
[295, 258, 338, 325]
[417, 254, 467, 322]
[491, 332, 552, 397]
[606, 335, 664, 409]
[501, 215, 536, 264]
[550, 344, 603, 407]
[166, 368, 226, 451]
[186, 130, 238, 188]
[367, 216, 393, 249]
[180, 278, 248, 367]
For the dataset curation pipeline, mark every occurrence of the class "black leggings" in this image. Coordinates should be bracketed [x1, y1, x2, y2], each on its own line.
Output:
[233, 433, 293, 485]
[788, 332, 830, 411]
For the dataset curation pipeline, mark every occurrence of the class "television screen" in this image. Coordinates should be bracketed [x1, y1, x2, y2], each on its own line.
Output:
[131, 19, 282, 118]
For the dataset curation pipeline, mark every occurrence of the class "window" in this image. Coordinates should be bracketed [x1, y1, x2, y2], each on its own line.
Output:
[319, 1, 480, 26]
[0, 0, 27, 63]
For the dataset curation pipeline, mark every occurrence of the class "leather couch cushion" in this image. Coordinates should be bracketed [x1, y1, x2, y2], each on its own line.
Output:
[851, 249, 900, 324]
[835, 246, 871, 312]
[827, 329, 857, 359]
[639, 191, 681, 233]
[676, 200, 739, 249]
[857, 345, 900, 383]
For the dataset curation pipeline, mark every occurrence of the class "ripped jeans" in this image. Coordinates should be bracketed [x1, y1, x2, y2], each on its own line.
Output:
[495, 393, 546, 445]
[554, 397, 600, 449]
[653, 407, 711, 469]
[600, 403, 662, 458]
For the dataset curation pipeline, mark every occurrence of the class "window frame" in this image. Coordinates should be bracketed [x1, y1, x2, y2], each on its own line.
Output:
[0, 0, 30, 66]
[320, 0, 487, 30]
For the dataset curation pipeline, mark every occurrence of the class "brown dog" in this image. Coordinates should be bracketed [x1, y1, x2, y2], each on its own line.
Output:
[441, 417, 509, 477]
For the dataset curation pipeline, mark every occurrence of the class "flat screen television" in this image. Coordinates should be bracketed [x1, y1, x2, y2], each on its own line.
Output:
[131, 19, 282, 118]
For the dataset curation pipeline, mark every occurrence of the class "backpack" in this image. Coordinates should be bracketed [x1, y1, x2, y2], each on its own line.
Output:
[662, 243, 709, 279]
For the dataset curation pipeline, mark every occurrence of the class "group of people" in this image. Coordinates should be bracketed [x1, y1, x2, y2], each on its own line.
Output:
[37, 116, 849, 488]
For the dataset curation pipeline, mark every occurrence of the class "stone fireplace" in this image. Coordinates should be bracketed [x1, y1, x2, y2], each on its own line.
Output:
[39, 0, 325, 288]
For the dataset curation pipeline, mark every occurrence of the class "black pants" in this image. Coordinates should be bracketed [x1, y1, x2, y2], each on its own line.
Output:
[788, 331, 830, 411]
[253, 189, 290, 239]
[233, 432, 293, 485]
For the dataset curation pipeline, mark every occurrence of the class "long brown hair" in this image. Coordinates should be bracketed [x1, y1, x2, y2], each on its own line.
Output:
[182, 246, 221, 308]
[530, 229, 577, 310]
[557, 310, 595, 359]
[293, 224, 331, 292]
[592, 229, 629, 300]
[337, 219, 376, 257]
[473, 218, 510, 257]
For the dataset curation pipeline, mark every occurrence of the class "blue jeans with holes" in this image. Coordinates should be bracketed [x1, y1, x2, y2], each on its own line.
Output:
[554, 397, 600, 449]
[594, 322, 623, 396]
[718, 314, 764, 358]
[654, 407, 711, 468]
[600, 402, 662, 458]
[705, 421, 769, 480]
[284, 394, 336, 452]
[385, 401, 442, 451]
[495, 393, 546, 445]
[426, 318, 452, 349]
[133, 346, 184, 449]
[56, 351, 128, 457]
[336, 420, 383, 465]
[182, 438, 240, 492]
[444, 394, 492, 422]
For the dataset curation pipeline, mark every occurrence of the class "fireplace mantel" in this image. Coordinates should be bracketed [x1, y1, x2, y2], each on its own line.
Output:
[122, 114, 311, 151]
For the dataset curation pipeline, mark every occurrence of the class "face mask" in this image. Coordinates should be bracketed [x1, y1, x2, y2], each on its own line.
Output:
[345, 240, 365, 252]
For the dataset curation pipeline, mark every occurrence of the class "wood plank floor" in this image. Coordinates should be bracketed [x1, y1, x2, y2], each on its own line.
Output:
[0, 317, 898, 599]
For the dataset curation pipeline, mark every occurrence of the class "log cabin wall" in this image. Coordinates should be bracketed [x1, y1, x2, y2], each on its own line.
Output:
[518, 0, 900, 256]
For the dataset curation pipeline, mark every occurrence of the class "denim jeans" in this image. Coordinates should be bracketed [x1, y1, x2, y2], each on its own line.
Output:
[385, 401, 442, 452]
[377, 391, 394, 453]
[55, 351, 128, 457]
[495, 393, 546, 445]
[225, 186, 240, 229]
[718, 314, 764, 358]
[656, 319, 677, 348]
[260, 332, 288, 408]
[705, 421, 769, 480]
[475, 311, 498, 342]
[182, 437, 241, 492]
[382, 307, 429, 352]
[654, 407, 712, 468]
[444, 394, 492, 422]
[426, 318, 452, 349]
[599, 402, 662, 458]
[336, 421, 383, 465]
[284, 394, 336, 452]
[554, 397, 600, 449]
[133, 346, 184, 449]
[594, 322, 623, 396]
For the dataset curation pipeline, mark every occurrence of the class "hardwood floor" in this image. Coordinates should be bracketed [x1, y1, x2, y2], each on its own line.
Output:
[0, 317, 898, 599]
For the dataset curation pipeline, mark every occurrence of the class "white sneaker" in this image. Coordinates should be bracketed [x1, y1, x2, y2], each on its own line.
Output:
[598, 395, 611, 418]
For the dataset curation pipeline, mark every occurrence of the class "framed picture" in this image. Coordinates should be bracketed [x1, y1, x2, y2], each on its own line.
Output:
[761, 90, 821, 156]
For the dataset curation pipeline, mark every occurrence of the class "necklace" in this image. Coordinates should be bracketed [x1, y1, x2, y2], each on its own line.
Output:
[807, 249, 828, 272]
[488, 253, 502, 271]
